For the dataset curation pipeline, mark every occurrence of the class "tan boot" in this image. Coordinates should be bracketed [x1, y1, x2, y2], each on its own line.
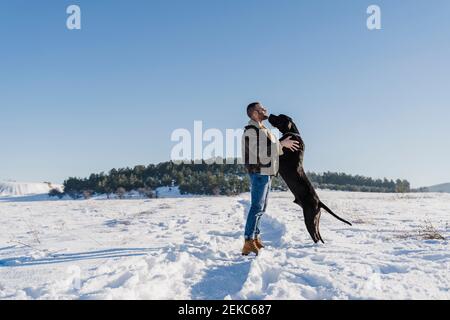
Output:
[255, 237, 265, 249]
[242, 239, 259, 256]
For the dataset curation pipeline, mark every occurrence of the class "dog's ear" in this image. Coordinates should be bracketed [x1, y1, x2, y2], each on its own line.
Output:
[280, 114, 292, 121]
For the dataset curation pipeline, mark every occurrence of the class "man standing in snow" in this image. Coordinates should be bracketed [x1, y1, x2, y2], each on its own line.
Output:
[241, 102, 299, 256]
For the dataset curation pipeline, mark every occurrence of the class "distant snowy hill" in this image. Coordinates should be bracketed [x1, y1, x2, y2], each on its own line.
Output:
[0, 181, 62, 197]
[426, 183, 450, 193]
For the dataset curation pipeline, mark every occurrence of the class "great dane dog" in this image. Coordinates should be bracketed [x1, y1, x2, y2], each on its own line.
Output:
[268, 114, 352, 243]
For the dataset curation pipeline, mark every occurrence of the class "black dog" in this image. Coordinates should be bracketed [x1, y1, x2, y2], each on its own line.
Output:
[268, 114, 352, 243]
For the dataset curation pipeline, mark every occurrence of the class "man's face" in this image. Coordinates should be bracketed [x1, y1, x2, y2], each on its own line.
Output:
[253, 105, 269, 121]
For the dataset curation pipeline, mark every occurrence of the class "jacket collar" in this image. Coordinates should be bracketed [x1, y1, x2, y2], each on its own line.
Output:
[248, 119, 266, 129]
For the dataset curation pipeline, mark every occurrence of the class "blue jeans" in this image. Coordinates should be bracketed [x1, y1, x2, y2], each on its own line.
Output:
[244, 174, 271, 240]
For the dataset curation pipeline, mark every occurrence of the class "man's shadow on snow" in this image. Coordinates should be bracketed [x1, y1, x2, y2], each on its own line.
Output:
[191, 261, 252, 300]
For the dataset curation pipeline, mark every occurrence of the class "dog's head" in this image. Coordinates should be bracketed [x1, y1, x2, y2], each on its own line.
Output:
[268, 114, 299, 134]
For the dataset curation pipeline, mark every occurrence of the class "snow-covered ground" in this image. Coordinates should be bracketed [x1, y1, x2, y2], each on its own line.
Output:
[0, 191, 448, 300]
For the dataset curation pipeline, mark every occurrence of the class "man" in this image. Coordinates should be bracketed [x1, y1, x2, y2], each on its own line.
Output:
[241, 102, 299, 256]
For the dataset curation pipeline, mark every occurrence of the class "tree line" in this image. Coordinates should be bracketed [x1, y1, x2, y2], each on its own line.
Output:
[56, 159, 410, 199]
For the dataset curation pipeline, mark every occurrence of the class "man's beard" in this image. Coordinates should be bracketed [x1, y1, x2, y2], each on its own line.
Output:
[261, 114, 269, 120]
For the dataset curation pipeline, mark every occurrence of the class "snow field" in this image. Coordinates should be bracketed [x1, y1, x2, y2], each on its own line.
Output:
[0, 191, 449, 299]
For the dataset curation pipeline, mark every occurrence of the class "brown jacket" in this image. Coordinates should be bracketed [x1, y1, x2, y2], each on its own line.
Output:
[241, 120, 283, 176]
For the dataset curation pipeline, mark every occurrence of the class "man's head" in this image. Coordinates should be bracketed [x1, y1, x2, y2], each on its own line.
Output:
[247, 102, 269, 122]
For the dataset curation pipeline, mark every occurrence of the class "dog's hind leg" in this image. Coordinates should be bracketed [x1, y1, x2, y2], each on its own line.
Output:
[293, 198, 324, 243]
[302, 205, 324, 244]
[317, 226, 324, 243]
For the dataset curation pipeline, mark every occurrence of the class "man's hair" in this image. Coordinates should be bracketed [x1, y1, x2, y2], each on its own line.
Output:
[247, 102, 261, 118]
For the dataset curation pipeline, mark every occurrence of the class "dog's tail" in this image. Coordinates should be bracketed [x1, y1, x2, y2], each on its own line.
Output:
[319, 202, 352, 226]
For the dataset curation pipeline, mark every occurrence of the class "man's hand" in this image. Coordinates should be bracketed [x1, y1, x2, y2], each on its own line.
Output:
[280, 136, 300, 151]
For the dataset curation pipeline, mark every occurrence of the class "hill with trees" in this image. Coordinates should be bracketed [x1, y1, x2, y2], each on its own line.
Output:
[60, 159, 411, 199]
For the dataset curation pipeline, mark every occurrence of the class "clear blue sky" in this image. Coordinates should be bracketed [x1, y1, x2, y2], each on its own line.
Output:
[1, 0, 449, 187]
